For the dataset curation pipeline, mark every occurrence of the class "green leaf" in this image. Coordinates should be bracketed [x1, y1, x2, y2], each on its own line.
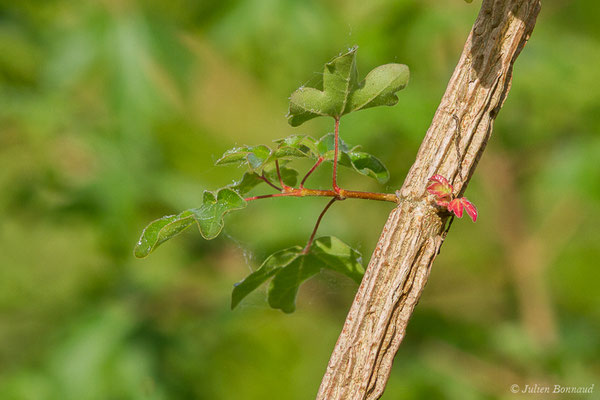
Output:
[215, 145, 272, 171]
[346, 63, 409, 114]
[287, 47, 409, 126]
[229, 166, 299, 196]
[134, 211, 196, 258]
[310, 236, 365, 284]
[287, 47, 358, 126]
[313, 133, 390, 183]
[231, 246, 303, 310]
[339, 151, 390, 184]
[316, 132, 350, 158]
[229, 172, 264, 195]
[273, 135, 320, 159]
[135, 188, 247, 258]
[263, 165, 298, 187]
[267, 252, 321, 313]
[231, 236, 364, 313]
[192, 188, 247, 239]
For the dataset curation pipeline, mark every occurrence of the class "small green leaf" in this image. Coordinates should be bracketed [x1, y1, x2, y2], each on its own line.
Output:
[273, 135, 320, 159]
[135, 188, 248, 258]
[313, 133, 390, 183]
[316, 133, 350, 158]
[339, 151, 390, 184]
[231, 246, 303, 309]
[229, 172, 264, 195]
[263, 165, 298, 187]
[287, 47, 409, 126]
[231, 236, 364, 313]
[310, 236, 364, 284]
[134, 211, 196, 258]
[192, 188, 247, 239]
[215, 145, 272, 171]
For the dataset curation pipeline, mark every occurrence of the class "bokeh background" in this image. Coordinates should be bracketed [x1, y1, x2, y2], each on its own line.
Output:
[1, 0, 599, 399]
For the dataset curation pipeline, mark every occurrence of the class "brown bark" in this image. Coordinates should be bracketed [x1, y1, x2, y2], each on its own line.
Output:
[316, 1, 542, 399]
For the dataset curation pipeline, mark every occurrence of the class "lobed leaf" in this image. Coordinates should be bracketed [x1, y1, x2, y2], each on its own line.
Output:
[267, 253, 322, 313]
[346, 63, 409, 114]
[427, 174, 454, 199]
[263, 165, 298, 187]
[448, 198, 464, 218]
[287, 47, 409, 126]
[215, 145, 272, 171]
[231, 236, 364, 313]
[192, 188, 247, 239]
[229, 172, 264, 195]
[135, 188, 248, 258]
[461, 198, 478, 222]
[134, 211, 196, 258]
[310, 236, 364, 284]
[339, 151, 390, 184]
[273, 135, 320, 159]
[316, 133, 390, 183]
[231, 246, 302, 310]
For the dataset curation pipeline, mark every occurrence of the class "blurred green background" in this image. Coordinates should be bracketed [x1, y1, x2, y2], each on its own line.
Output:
[1, 0, 599, 399]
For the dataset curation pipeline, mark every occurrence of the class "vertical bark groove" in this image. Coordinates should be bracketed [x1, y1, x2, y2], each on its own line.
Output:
[317, 0, 541, 398]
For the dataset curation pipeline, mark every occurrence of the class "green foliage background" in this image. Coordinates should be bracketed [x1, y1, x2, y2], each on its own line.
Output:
[1, 0, 598, 398]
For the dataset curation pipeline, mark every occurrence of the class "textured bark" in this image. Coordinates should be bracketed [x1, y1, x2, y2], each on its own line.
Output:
[316, 1, 542, 399]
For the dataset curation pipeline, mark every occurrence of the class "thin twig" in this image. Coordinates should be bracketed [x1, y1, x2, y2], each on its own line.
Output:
[275, 160, 287, 189]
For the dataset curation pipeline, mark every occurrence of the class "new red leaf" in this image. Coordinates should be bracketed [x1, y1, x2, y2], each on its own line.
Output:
[427, 174, 453, 199]
[448, 198, 464, 218]
[460, 197, 478, 222]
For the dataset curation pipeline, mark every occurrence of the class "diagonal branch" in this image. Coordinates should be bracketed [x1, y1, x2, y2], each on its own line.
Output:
[316, 1, 542, 399]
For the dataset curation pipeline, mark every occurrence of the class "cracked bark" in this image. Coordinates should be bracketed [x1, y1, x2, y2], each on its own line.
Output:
[316, 1, 542, 399]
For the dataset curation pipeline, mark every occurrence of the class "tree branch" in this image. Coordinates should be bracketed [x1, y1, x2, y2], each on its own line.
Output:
[316, 1, 542, 399]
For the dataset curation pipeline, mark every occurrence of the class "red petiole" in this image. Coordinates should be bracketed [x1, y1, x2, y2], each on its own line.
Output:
[300, 156, 324, 189]
[302, 198, 336, 254]
[332, 117, 341, 195]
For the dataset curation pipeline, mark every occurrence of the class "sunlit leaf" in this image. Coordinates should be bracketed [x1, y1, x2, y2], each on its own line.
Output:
[346, 63, 409, 114]
[134, 211, 196, 258]
[287, 47, 409, 126]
